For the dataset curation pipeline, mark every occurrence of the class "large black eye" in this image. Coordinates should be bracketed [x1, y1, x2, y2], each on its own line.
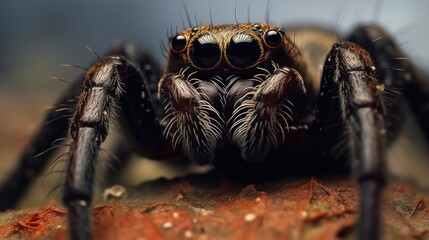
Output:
[226, 33, 262, 69]
[171, 34, 187, 53]
[263, 29, 283, 48]
[189, 34, 221, 69]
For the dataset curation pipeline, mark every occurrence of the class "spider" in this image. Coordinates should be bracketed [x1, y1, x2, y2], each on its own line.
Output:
[1, 16, 429, 240]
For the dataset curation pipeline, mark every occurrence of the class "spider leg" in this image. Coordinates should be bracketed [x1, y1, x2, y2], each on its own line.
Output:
[0, 44, 167, 213]
[63, 44, 170, 240]
[107, 44, 173, 159]
[63, 57, 124, 240]
[348, 25, 429, 140]
[0, 72, 81, 211]
[315, 42, 386, 240]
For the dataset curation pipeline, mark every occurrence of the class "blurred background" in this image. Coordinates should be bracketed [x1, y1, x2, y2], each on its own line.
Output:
[0, 0, 428, 208]
[0, 0, 428, 92]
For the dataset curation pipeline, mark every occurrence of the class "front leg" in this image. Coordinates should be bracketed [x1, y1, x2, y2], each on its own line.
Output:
[63, 57, 125, 240]
[63, 52, 167, 240]
[348, 25, 429, 140]
[316, 42, 386, 240]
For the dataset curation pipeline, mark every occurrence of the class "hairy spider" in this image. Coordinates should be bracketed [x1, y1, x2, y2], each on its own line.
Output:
[1, 19, 429, 240]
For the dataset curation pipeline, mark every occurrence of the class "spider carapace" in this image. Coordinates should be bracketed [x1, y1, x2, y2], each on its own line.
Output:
[2, 22, 429, 240]
[160, 23, 312, 165]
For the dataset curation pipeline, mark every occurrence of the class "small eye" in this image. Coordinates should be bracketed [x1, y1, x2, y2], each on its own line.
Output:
[263, 29, 283, 48]
[171, 34, 187, 53]
[189, 34, 221, 69]
[226, 33, 263, 69]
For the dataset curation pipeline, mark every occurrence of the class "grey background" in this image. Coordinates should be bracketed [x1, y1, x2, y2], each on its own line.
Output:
[0, 0, 428, 94]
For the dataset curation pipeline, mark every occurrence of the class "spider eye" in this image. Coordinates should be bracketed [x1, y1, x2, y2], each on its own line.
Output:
[226, 33, 262, 69]
[189, 34, 221, 69]
[263, 29, 283, 48]
[171, 34, 187, 53]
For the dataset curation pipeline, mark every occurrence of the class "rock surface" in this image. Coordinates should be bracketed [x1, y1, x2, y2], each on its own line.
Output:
[0, 172, 428, 240]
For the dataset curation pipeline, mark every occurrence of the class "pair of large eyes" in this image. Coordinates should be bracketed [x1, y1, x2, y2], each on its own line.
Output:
[170, 29, 284, 70]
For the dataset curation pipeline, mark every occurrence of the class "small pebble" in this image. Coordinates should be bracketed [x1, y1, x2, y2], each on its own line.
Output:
[184, 230, 194, 238]
[103, 185, 126, 201]
[244, 213, 257, 222]
[301, 211, 308, 218]
[78, 200, 88, 207]
[162, 222, 173, 229]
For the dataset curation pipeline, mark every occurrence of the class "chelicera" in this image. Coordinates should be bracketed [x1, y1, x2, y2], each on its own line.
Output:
[1, 22, 429, 240]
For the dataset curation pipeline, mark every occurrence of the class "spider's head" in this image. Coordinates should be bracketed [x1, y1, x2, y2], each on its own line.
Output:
[165, 23, 292, 76]
[159, 23, 308, 164]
